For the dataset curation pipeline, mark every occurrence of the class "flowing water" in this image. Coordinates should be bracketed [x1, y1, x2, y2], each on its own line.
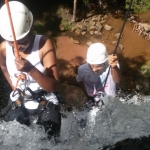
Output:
[1, 67, 150, 150]
[1, 95, 150, 150]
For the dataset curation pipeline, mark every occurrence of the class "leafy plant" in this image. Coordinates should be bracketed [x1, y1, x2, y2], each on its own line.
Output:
[125, 0, 150, 13]
[33, 21, 45, 34]
[61, 20, 72, 30]
[141, 61, 150, 78]
[83, 0, 90, 6]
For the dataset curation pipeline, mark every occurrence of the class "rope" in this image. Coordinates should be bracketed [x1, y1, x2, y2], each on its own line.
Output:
[4, 0, 19, 58]
[13, 73, 27, 91]
[4, 0, 27, 91]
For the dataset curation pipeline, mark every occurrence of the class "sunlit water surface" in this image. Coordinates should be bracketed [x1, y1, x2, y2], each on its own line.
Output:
[1, 96, 150, 150]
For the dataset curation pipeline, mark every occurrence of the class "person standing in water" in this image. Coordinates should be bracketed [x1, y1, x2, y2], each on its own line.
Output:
[0, 1, 61, 139]
[76, 43, 121, 106]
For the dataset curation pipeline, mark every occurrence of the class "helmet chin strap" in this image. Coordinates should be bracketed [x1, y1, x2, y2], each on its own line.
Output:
[4, 0, 19, 58]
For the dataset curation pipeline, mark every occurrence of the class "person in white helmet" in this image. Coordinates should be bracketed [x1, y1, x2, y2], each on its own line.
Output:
[0, 1, 61, 139]
[76, 43, 121, 105]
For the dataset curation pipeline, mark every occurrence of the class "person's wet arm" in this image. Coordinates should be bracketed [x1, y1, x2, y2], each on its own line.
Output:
[108, 54, 121, 83]
[15, 38, 59, 92]
[0, 41, 14, 89]
[28, 38, 59, 92]
[78, 81, 90, 100]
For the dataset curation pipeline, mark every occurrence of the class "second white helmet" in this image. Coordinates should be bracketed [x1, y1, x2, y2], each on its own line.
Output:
[0, 1, 33, 41]
[86, 43, 108, 64]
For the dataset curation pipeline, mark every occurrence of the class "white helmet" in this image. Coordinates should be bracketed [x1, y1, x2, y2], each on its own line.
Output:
[86, 43, 108, 64]
[0, 1, 33, 41]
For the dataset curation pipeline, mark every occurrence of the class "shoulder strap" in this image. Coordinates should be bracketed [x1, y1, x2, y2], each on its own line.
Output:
[32, 35, 42, 51]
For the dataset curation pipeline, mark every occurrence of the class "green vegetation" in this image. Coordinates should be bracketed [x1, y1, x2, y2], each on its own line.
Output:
[61, 19, 72, 30]
[126, 0, 150, 13]
[83, 0, 90, 6]
[141, 61, 150, 78]
[33, 21, 45, 34]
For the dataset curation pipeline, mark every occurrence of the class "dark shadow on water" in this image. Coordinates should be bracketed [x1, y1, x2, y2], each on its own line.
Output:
[0, 69, 11, 110]
[57, 56, 85, 83]
[103, 135, 150, 150]
[117, 53, 148, 91]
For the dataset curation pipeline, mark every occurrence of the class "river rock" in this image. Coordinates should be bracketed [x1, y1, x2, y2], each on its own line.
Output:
[114, 33, 123, 39]
[104, 24, 113, 31]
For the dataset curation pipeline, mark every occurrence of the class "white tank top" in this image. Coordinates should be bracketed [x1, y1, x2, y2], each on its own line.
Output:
[6, 35, 45, 109]
[6, 35, 45, 91]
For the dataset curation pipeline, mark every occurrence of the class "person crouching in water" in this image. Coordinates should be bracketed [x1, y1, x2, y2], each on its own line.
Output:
[76, 43, 121, 107]
[0, 1, 61, 139]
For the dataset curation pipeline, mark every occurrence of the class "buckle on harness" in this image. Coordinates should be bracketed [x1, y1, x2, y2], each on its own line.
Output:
[11, 89, 23, 109]
[46, 101, 53, 109]
[11, 99, 22, 109]
[94, 91, 105, 107]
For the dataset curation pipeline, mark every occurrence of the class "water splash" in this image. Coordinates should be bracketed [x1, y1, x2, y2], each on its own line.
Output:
[0, 96, 150, 150]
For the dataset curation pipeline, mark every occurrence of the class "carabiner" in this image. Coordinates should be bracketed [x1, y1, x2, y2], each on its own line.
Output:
[14, 72, 27, 91]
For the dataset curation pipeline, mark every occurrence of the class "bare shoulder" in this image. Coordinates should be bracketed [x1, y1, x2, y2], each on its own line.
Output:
[39, 35, 56, 67]
[0, 41, 6, 57]
[0, 41, 6, 65]
[38, 35, 59, 80]
[0, 41, 6, 50]
[39, 35, 54, 53]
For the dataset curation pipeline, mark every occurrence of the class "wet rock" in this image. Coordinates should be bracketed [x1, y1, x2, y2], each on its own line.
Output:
[112, 41, 117, 45]
[114, 33, 123, 39]
[95, 24, 103, 31]
[100, 20, 106, 24]
[140, 23, 150, 32]
[135, 84, 142, 91]
[94, 31, 102, 35]
[81, 31, 87, 35]
[135, 75, 150, 94]
[91, 16, 97, 22]
[86, 13, 92, 17]
[130, 15, 135, 20]
[73, 39, 80, 44]
[89, 30, 94, 35]
[89, 26, 96, 30]
[84, 17, 91, 22]
[59, 24, 65, 31]
[81, 19, 85, 22]
[94, 31, 99, 35]
[89, 21, 96, 26]
[75, 29, 81, 35]
[76, 23, 83, 29]
[86, 41, 92, 47]
[80, 26, 87, 31]
[70, 26, 76, 32]
[103, 14, 109, 20]
[119, 44, 124, 51]
[70, 37, 80, 44]
[97, 15, 102, 21]
[111, 41, 124, 51]
[104, 24, 113, 31]
[143, 31, 148, 37]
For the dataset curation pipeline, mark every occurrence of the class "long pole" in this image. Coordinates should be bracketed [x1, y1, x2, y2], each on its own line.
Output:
[4, 0, 19, 58]
[4, 0, 27, 92]
[103, 0, 134, 90]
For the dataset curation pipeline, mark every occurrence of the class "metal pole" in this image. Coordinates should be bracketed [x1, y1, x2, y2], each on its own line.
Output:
[103, 0, 134, 90]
